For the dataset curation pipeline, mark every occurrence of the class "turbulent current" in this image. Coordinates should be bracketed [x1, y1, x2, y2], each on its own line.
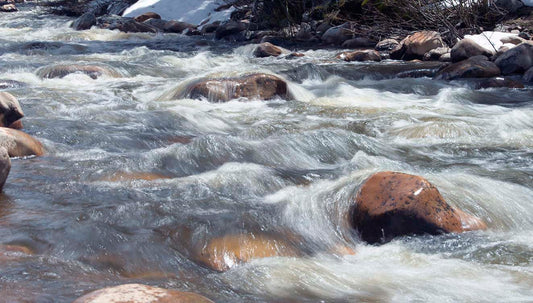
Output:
[1, 4, 532, 302]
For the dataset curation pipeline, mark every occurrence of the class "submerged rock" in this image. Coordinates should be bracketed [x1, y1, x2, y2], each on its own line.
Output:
[451, 38, 495, 62]
[101, 171, 172, 182]
[0, 92, 24, 129]
[36, 64, 119, 79]
[253, 42, 284, 58]
[434, 56, 500, 80]
[494, 43, 533, 75]
[173, 73, 289, 102]
[192, 233, 300, 272]
[475, 77, 525, 89]
[0, 127, 44, 157]
[73, 284, 214, 303]
[351, 171, 487, 244]
[336, 49, 381, 62]
[0, 147, 10, 191]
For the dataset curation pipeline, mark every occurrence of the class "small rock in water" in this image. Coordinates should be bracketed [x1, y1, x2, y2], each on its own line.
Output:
[192, 233, 300, 272]
[0, 79, 25, 90]
[351, 171, 487, 244]
[253, 42, 284, 58]
[0, 244, 33, 262]
[36, 64, 119, 79]
[173, 73, 289, 102]
[451, 38, 495, 63]
[0, 147, 10, 191]
[73, 284, 214, 303]
[0, 92, 24, 129]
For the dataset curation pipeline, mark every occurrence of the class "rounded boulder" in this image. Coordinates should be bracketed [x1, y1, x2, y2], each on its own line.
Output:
[177, 73, 289, 102]
[0, 127, 44, 157]
[351, 171, 486, 244]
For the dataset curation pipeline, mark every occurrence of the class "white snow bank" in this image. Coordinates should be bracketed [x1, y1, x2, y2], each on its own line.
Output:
[123, 0, 235, 26]
[464, 31, 519, 53]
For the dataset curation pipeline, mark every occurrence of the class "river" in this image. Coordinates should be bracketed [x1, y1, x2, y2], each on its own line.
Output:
[0, 3, 532, 302]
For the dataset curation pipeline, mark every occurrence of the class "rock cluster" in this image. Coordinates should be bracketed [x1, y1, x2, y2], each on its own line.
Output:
[0, 92, 44, 192]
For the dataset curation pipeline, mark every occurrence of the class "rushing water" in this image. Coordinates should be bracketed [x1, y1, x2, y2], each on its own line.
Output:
[1, 4, 532, 302]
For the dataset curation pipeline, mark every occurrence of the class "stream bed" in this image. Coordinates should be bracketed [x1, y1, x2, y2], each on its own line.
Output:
[0, 4, 532, 302]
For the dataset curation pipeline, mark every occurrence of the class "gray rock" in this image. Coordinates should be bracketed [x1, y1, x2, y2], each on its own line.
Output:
[215, 20, 246, 40]
[451, 38, 495, 62]
[336, 50, 381, 62]
[71, 13, 97, 30]
[495, 43, 533, 75]
[321, 23, 353, 45]
[434, 55, 501, 80]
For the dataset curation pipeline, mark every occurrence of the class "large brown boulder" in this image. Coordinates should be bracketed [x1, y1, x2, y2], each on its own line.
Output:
[351, 171, 486, 244]
[0, 147, 10, 191]
[434, 56, 501, 80]
[336, 50, 381, 62]
[177, 73, 289, 102]
[192, 233, 300, 272]
[36, 64, 119, 79]
[73, 284, 214, 303]
[253, 42, 284, 58]
[450, 38, 495, 63]
[0, 127, 44, 157]
[392, 31, 446, 60]
[0, 92, 23, 128]
[494, 43, 533, 75]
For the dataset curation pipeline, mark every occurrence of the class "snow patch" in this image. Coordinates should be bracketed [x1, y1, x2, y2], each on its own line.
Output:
[123, 0, 235, 26]
[464, 31, 519, 53]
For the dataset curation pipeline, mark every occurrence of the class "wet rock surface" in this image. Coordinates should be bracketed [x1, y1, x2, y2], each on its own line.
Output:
[73, 284, 214, 303]
[351, 172, 487, 244]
